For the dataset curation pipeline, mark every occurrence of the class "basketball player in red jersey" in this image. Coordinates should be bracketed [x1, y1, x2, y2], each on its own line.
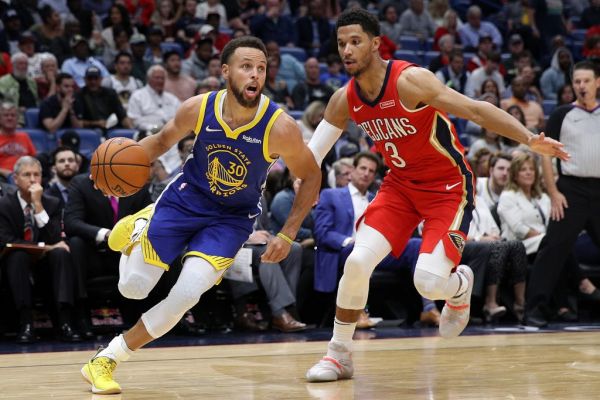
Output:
[302, 9, 570, 382]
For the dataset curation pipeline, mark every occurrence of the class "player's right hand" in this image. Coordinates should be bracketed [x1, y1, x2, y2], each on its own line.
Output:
[261, 236, 292, 263]
[549, 190, 568, 221]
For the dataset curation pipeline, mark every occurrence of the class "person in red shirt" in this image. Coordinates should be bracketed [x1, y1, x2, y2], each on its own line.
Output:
[303, 8, 569, 383]
[0, 103, 36, 181]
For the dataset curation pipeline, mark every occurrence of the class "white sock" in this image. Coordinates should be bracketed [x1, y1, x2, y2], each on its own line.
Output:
[97, 334, 133, 363]
[328, 318, 356, 359]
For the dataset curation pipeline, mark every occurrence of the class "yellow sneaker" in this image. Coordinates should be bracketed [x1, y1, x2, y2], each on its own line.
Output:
[108, 204, 153, 254]
[81, 348, 121, 394]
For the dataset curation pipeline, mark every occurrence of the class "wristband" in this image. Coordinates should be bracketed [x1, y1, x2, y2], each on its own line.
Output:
[276, 232, 294, 245]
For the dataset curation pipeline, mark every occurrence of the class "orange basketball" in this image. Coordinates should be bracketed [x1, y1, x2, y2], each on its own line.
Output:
[90, 137, 150, 197]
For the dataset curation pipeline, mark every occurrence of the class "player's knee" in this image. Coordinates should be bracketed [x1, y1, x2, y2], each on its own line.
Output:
[118, 273, 154, 300]
[413, 268, 448, 300]
[168, 281, 203, 312]
[343, 250, 376, 282]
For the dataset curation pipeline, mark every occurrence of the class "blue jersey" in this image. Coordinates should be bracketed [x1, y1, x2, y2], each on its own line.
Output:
[159, 90, 283, 217]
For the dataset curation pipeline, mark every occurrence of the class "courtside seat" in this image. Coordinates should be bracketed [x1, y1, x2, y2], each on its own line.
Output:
[24, 108, 40, 128]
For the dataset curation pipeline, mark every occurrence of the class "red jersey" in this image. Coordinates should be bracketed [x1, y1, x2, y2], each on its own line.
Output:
[347, 60, 472, 186]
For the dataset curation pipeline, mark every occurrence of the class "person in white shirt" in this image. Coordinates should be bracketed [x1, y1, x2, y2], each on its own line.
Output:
[475, 152, 512, 210]
[101, 52, 144, 110]
[464, 51, 505, 99]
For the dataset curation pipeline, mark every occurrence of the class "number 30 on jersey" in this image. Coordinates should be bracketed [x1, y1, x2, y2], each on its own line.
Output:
[384, 142, 406, 168]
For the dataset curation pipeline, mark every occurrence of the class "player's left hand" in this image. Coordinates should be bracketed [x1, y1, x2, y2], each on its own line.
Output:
[528, 132, 570, 161]
[261, 236, 292, 263]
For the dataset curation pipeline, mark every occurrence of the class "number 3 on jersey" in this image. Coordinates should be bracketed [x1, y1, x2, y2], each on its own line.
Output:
[384, 142, 406, 168]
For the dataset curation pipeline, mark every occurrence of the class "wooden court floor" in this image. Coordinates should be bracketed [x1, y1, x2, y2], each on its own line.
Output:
[1, 331, 600, 399]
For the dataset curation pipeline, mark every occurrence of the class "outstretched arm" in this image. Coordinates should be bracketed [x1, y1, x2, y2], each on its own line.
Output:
[399, 67, 570, 161]
[138, 95, 204, 162]
[261, 113, 321, 263]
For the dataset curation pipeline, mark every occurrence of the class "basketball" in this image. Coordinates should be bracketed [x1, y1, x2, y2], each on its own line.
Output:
[90, 137, 150, 197]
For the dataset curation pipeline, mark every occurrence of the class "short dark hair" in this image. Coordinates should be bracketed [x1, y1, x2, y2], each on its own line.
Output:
[114, 51, 132, 64]
[221, 36, 268, 65]
[56, 72, 73, 85]
[177, 134, 195, 152]
[573, 60, 599, 77]
[354, 151, 381, 170]
[163, 49, 181, 63]
[448, 49, 464, 61]
[51, 145, 77, 165]
[336, 8, 380, 37]
[489, 152, 512, 168]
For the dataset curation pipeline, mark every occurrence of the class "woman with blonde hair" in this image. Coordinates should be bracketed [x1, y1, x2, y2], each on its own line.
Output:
[432, 8, 462, 50]
[298, 100, 326, 143]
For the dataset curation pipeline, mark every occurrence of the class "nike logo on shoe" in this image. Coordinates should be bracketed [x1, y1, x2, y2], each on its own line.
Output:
[206, 126, 222, 132]
[446, 182, 461, 190]
[353, 105, 364, 112]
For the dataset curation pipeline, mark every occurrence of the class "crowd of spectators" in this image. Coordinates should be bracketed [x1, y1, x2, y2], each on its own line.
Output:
[1, 0, 600, 343]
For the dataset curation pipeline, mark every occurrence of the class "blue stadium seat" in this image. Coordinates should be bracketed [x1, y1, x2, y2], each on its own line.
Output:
[107, 129, 137, 140]
[56, 129, 101, 158]
[280, 47, 307, 62]
[288, 110, 303, 120]
[399, 36, 421, 51]
[22, 128, 48, 153]
[160, 42, 183, 56]
[423, 51, 439, 66]
[571, 29, 586, 42]
[24, 108, 40, 128]
[319, 62, 328, 75]
[393, 50, 422, 65]
[542, 100, 556, 116]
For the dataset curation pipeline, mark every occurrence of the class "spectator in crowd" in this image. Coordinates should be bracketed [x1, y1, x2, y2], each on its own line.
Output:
[40, 73, 82, 134]
[74, 67, 133, 131]
[35, 53, 58, 100]
[30, 5, 64, 54]
[556, 83, 575, 106]
[435, 49, 469, 95]
[330, 157, 353, 188]
[319, 55, 348, 91]
[380, 4, 402, 45]
[128, 65, 181, 132]
[151, 0, 181, 39]
[399, 0, 437, 40]
[182, 38, 214, 81]
[164, 50, 197, 102]
[464, 51, 505, 99]
[295, 0, 331, 59]
[3, 8, 23, 54]
[0, 156, 81, 343]
[196, 76, 222, 94]
[129, 34, 152, 84]
[63, 173, 152, 324]
[476, 152, 512, 210]
[467, 128, 503, 160]
[148, 159, 172, 202]
[292, 57, 335, 110]
[531, 0, 567, 54]
[177, 134, 195, 163]
[0, 53, 39, 117]
[501, 76, 545, 133]
[458, 5, 503, 51]
[206, 56, 225, 87]
[540, 47, 573, 100]
[580, 0, 600, 29]
[264, 55, 294, 110]
[433, 8, 462, 51]
[18, 32, 44, 78]
[466, 34, 496, 73]
[101, 25, 133, 71]
[121, 0, 155, 28]
[101, 4, 135, 52]
[265, 40, 306, 94]
[250, 0, 296, 47]
[102, 52, 144, 111]
[202, 14, 233, 52]
[196, 0, 228, 28]
[144, 26, 167, 65]
[469, 147, 492, 179]
[230, 200, 307, 332]
[526, 61, 600, 327]
[47, 146, 79, 210]
[0, 103, 36, 181]
[176, 0, 203, 35]
[61, 35, 110, 88]
[463, 92, 499, 140]
[297, 100, 326, 143]
[504, 64, 543, 105]
[428, 33, 454, 73]
[504, 34, 526, 84]
[428, 0, 452, 26]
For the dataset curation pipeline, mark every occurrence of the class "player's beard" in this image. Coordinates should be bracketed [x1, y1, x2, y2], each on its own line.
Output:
[229, 81, 262, 108]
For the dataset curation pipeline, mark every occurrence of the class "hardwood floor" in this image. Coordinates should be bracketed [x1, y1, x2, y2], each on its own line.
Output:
[1, 331, 599, 399]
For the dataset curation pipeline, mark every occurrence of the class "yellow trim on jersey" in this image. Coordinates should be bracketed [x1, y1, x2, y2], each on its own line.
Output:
[262, 108, 283, 162]
[184, 250, 235, 271]
[213, 89, 271, 139]
[194, 92, 211, 135]
[429, 112, 468, 231]
[140, 230, 170, 270]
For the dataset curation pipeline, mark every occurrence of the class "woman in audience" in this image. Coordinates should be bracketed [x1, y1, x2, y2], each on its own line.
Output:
[264, 55, 294, 111]
[35, 53, 58, 100]
[297, 100, 326, 144]
[556, 83, 575, 106]
[498, 153, 598, 321]
[469, 147, 492, 178]
[102, 4, 135, 52]
[380, 4, 402, 44]
[433, 9, 461, 51]
[502, 105, 530, 155]
[152, 0, 182, 39]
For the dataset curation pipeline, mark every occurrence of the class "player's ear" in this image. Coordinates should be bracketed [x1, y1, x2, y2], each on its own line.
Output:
[371, 35, 381, 53]
[222, 64, 229, 79]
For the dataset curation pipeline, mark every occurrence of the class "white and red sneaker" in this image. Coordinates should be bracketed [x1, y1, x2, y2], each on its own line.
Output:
[306, 341, 354, 382]
[439, 265, 474, 339]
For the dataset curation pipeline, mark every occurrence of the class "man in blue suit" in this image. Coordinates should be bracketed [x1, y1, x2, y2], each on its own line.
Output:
[313, 151, 440, 327]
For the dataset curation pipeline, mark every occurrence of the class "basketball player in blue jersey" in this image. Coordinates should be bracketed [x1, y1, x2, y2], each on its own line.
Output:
[81, 36, 321, 395]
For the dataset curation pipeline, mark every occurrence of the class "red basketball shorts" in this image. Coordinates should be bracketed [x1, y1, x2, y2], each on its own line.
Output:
[358, 177, 474, 266]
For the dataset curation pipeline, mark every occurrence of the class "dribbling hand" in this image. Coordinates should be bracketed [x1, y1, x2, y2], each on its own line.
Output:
[261, 236, 292, 263]
[528, 132, 570, 161]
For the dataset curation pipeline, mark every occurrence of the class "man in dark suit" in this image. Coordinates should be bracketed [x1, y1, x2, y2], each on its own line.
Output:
[0, 156, 81, 343]
[63, 173, 152, 323]
[295, 0, 332, 58]
[313, 152, 439, 326]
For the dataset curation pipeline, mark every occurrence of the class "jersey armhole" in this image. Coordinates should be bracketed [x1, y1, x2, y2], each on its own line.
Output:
[193, 93, 211, 135]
